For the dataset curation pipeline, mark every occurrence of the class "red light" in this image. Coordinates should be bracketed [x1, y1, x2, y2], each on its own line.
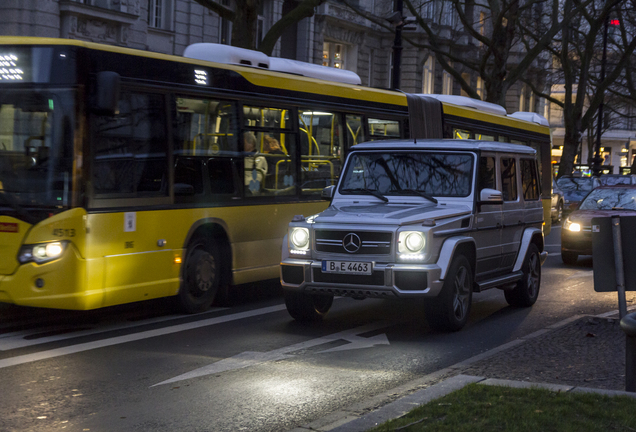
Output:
[610, 19, 620, 26]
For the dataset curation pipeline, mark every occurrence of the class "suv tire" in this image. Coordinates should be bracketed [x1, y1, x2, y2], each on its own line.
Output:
[505, 243, 541, 307]
[424, 254, 473, 332]
[284, 292, 334, 322]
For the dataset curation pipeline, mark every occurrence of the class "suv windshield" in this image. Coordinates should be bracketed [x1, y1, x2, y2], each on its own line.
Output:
[339, 152, 473, 197]
[0, 88, 76, 213]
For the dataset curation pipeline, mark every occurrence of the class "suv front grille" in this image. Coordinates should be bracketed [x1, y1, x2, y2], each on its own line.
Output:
[315, 230, 392, 255]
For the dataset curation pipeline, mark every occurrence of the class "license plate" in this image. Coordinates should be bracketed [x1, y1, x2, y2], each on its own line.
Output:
[322, 261, 372, 275]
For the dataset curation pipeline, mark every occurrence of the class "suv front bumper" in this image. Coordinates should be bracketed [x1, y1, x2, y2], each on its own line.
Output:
[280, 259, 444, 299]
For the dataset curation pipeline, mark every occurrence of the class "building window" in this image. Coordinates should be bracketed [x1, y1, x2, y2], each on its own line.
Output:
[460, 73, 470, 97]
[442, 62, 453, 95]
[220, 0, 232, 44]
[323, 42, 345, 69]
[476, 77, 484, 99]
[422, 57, 434, 94]
[149, 0, 173, 30]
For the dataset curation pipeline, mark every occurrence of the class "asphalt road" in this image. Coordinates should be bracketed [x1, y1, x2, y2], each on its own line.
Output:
[1, 223, 634, 432]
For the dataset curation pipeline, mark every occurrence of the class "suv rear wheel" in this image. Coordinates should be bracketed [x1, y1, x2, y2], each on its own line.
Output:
[424, 254, 473, 332]
[505, 243, 541, 307]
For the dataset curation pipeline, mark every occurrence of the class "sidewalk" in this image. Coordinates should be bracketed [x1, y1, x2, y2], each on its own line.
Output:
[289, 309, 636, 432]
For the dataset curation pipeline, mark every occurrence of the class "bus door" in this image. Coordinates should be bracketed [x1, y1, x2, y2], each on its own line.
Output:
[88, 90, 176, 307]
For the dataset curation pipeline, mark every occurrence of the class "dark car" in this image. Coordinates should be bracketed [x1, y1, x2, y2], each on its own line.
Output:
[561, 185, 636, 264]
[556, 175, 601, 216]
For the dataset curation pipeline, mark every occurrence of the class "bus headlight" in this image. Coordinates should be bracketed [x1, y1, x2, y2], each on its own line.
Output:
[289, 228, 310, 251]
[18, 241, 68, 264]
[398, 231, 426, 258]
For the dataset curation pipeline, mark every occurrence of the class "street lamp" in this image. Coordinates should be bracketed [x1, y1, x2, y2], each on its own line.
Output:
[592, 12, 611, 177]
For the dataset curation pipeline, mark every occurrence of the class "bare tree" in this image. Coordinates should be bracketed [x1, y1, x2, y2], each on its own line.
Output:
[193, 0, 325, 54]
[533, 0, 636, 177]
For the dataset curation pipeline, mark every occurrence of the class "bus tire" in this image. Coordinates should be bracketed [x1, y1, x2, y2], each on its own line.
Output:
[179, 240, 220, 313]
[424, 254, 472, 332]
[505, 243, 541, 307]
[284, 291, 333, 322]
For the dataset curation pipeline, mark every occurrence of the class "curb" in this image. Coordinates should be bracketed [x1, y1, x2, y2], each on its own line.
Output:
[289, 307, 636, 432]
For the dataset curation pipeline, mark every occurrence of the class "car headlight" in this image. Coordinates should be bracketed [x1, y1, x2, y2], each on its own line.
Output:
[18, 241, 68, 264]
[289, 227, 310, 251]
[563, 219, 581, 232]
[398, 231, 426, 255]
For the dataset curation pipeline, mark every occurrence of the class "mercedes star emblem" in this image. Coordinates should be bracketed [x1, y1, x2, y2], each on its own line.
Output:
[343, 233, 362, 253]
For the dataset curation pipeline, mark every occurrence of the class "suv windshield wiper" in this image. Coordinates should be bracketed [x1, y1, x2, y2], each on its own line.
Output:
[392, 189, 438, 204]
[340, 188, 389, 202]
[612, 207, 636, 211]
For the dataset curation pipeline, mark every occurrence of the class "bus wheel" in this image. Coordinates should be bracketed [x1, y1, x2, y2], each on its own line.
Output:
[179, 241, 219, 313]
[424, 254, 473, 332]
[284, 291, 333, 322]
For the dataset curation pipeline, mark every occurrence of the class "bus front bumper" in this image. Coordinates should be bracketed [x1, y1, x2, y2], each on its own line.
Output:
[280, 259, 444, 299]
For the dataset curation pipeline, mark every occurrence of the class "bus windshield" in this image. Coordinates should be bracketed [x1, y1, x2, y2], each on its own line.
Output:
[0, 88, 76, 214]
[339, 152, 474, 198]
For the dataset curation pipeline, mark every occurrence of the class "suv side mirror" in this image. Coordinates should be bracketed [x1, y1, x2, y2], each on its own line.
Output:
[321, 185, 335, 201]
[479, 188, 503, 204]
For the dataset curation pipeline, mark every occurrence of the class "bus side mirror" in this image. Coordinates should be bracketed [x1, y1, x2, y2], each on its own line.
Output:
[479, 188, 503, 204]
[321, 185, 335, 201]
[94, 71, 121, 115]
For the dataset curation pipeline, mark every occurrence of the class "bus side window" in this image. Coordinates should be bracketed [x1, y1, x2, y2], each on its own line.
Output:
[367, 118, 400, 141]
[345, 114, 364, 149]
[93, 92, 168, 197]
[298, 109, 343, 195]
[454, 128, 472, 139]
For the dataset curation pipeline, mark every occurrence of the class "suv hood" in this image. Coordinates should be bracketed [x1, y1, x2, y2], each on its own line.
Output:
[314, 202, 472, 226]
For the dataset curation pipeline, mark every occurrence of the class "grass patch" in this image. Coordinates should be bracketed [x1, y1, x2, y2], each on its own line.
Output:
[370, 384, 636, 432]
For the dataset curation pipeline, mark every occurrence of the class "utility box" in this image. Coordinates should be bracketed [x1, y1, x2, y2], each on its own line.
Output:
[592, 216, 636, 292]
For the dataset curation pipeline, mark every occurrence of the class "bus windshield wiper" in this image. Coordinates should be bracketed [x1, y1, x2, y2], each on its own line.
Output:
[341, 188, 389, 202]
[392, 189, 438, 204]
[0, 190, 38, 224]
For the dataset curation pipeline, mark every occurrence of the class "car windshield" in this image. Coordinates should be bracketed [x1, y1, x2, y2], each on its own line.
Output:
[0, 88, 76, 210]
[339, 151, 474, 197]
[556, 177, 595, 192]
[579, 188, 636, 210]
[599, 176, 633, 186]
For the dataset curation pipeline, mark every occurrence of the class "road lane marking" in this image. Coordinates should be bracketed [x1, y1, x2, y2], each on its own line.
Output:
[0, 307, 230, 351]
[152, 322, 390, 387]
[0, 304, 287, 369]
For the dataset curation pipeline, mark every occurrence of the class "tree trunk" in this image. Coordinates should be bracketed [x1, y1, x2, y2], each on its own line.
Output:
[231, 0, 260, 50]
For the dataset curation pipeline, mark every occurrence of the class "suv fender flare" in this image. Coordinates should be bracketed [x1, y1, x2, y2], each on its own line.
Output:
[438, 236, 476, 280]
[513, 228, 544, 272]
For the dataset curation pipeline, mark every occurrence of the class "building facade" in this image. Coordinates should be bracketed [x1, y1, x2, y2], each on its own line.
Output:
[9, 0, 632, 170]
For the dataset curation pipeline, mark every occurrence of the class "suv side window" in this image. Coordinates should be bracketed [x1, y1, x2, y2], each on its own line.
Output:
[520, 158, 540, 200]
[500, 157, 518, 201]
[479, 156, 496, 191]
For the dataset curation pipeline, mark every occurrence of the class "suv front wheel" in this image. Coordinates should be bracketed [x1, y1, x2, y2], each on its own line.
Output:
[284, 292, 334, 322]
[424, 254, 473, 332]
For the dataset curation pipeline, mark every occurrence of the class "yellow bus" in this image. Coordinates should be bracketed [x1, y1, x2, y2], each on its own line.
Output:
[0, 37, 551, 312]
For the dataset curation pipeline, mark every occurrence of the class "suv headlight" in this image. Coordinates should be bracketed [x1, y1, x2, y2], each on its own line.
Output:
[18, 241, 68, 264]
[398, 231, 426, 260]
[563, 219, 581, 232]
[289, 227, 310, 255]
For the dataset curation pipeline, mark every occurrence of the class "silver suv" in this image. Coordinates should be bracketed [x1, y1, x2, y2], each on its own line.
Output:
[280, 140, 548, 331]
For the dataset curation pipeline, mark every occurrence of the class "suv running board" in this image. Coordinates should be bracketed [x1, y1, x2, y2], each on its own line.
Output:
[475, 271, 523, 292]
